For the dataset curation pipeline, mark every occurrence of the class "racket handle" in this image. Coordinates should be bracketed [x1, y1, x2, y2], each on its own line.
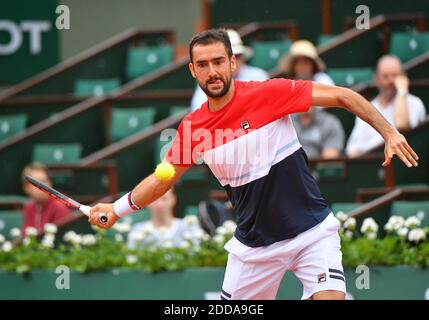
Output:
[79, 205, 108, 225]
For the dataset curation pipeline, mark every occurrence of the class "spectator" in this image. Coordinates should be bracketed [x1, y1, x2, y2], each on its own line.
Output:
[21, 163, 72, 236]
[127, 188, 204, 248]
[346, 55, 426, 156]
[281, 40, 344, 158]
[278, 39, 334, 85]
[190, 29, 269, 111]
[292, 108, 345, 159]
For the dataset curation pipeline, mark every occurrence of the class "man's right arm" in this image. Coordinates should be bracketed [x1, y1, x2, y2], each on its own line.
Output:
[89, 164, 189, 229]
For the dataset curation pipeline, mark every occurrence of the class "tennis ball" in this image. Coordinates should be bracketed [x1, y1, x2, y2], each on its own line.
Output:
[154, 162, 175, 182]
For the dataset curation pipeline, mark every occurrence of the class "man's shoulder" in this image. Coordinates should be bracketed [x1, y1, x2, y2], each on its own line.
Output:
[407, 93, 425, 107]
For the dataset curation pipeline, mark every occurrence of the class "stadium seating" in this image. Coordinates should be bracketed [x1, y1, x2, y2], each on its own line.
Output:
[0, 114, 28, 142]
[389, 32, 429, 62]
[126, 44, 173, 80]
[331, 202, 361, 214]
[317, 34, 338, 46]
[32, 143, 83, 164]
[0, 211, 23, 240]
[249, 40, 292, 70]
[390, 200, 429, 226]
[74, 78, 121, 97]
[327, 68, 373, 87]
[110, 107, 156, 142]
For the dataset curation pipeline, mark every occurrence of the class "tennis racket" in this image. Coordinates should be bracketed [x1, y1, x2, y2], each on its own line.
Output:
[25, 175, 108, 225]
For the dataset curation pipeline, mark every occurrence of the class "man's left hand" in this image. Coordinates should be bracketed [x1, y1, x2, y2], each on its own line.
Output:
[382, 130, 419, 168]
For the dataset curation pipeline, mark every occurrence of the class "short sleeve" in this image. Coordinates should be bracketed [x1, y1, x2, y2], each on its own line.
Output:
[322, 115, 345, 151]
[263, 78, 313, 119]
[165, 118, 195, 168]
[408, 96, 427, 128]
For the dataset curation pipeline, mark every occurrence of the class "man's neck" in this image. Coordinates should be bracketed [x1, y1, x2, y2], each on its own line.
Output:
[152, 213, 174, 229]
[378, 93, 395, 108]
[207, 80, 235, 112]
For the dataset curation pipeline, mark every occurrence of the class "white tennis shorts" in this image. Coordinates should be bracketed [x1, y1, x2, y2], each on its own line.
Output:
[220, 212, 346, 300]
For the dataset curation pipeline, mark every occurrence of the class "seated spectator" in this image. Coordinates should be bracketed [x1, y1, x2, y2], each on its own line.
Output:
[292, 108, 345, 159]
[21, 163, 72, 236]
[281, 40, 344, 158]
[278, 39, 334, 84]
[190, 29, 269, 111]
[127, 188, 204, 249]
[346, 55, 427, 156]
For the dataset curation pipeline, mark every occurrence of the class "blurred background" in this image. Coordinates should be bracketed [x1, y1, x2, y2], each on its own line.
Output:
[0, 0, 428, 300]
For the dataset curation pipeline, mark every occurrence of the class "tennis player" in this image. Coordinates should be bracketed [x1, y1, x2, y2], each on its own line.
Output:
[89, 29, 419, 300]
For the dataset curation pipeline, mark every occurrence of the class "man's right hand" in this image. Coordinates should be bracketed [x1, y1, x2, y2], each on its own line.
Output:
[89, 203, 120, 229]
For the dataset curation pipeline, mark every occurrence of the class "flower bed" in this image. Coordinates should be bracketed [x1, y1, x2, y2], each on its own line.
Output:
[0, 214, 428, 275]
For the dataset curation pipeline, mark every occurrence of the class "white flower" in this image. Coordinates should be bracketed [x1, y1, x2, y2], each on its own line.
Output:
[129, 231, 145, 242]
[113, 222, 131, 234]
[126, 255, 138, 264]
[41, 236, 54, 249]
[216, 226, 227, 236]
[179, 241, 191, 249]
[25, 227, 38, 237]
[213, 235, 225, 244]
[158, 226, 169, 237]
[386, 216, 405, 231]
[193, 229, 205, 240]
[44, 223, 58, 234]
[183, 231, 193, 241]
[114, 234, 124, 242]
[184, 215, 198, 225]
[404, 216, 421, 229]
[344, 230, 354, 240]
[343, 218, 356, 231]
[2, 241, 13, 252]
[23, 237, 31, 246]
[384, 222, 394, 232]
[202, 233, 210, 241]
[335, 211, 348, 224]
[0, 234, 5, 243]
[360, 218, 379, 234]
[63, 231, 77, 242]
[223, 220, 237, 233]
[162, 240, 173, 249]
[408, 228, 426, 243]
[72, 234, 82, 245]
[366, 232, 377, 240]
[397, 227, 408, 238]
[10, 228, 21, 238]
[82, 234, 96, 246]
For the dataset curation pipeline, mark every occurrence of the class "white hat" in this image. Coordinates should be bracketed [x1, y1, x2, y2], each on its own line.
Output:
[279, 40, 326, 73]
[227, 29, 253, 60]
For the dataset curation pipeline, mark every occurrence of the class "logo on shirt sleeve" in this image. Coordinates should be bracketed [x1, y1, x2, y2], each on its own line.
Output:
[240, 120, 250, 130]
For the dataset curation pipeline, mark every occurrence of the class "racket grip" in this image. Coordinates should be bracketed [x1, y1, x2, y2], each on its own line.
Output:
[80, 205, 108, 225]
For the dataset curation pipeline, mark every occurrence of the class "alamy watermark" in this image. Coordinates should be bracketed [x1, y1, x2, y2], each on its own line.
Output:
[355, 5, 370, 30]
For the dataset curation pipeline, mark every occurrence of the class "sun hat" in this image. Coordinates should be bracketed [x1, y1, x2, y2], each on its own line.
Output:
[227, 29, 253, 60]
[279, 40, 326, 73]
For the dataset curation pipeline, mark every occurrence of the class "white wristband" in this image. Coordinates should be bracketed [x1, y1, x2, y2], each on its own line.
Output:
[113, 192, 138, 218]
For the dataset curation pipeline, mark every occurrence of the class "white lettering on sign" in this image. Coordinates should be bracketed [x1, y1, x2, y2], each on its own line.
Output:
[0, 20, 51, 55]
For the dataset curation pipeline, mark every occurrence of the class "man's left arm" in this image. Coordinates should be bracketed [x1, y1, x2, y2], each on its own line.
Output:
[311, 82, 419, 168]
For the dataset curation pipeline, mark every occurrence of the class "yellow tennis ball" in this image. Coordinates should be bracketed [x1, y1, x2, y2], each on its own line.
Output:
[154, 162, 175, 182]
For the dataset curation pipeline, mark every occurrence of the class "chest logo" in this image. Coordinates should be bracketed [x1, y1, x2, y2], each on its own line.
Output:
[240, 120, 250, 130]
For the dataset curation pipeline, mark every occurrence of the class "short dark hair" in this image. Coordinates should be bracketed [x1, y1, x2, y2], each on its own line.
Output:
[189, 28, 233, 62]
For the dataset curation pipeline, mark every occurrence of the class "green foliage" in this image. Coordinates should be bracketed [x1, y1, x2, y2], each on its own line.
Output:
[1, 215, 428, 275]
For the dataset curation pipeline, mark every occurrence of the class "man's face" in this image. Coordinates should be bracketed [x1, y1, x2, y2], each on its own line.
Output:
[148, 189, 176, 216]
[375, 59, 402, 98]
[189, 42, 236, 98]
[23, 169, 51, 203]
[293, 56, 314, 80]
